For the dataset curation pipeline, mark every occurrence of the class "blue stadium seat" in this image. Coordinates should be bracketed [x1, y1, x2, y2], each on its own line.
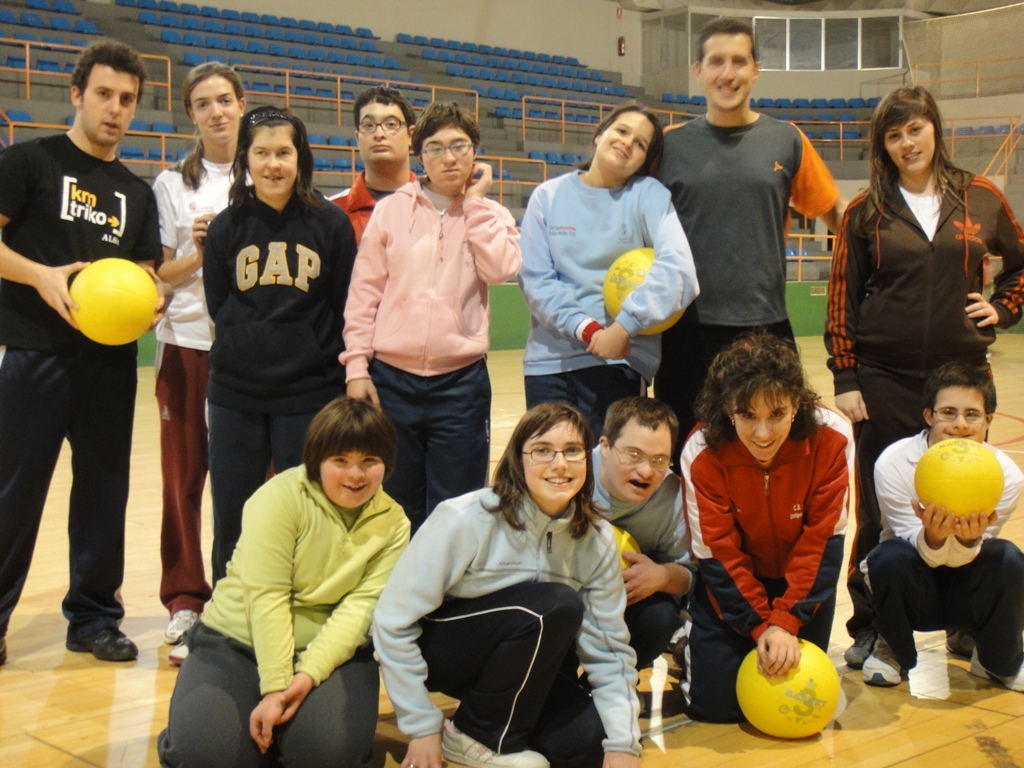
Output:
[396, 33, 412, 44]
[157, 0, 178, 11]
[355, 27, 374, 38]
[120, 146, 145, 160]
[848, 97, 867, 108]
[954, 126, 975, 136]
[221, 8, 240, 20]
[181, 51, 203, 66]
[160, 29, 182, 44]
[138, 10, 158, 24]
[829, 98, 848, 109]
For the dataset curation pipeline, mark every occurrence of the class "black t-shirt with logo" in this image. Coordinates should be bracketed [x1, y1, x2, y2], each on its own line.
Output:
[0, 134, 162, 360]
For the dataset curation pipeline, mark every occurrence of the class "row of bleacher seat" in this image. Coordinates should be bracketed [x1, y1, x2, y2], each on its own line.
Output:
[140, 13, 377, 49]
[3, 54, 73, 72]
[527, 150, 583, 166]
[443, 64, 617, 93]
[24, 0, 79, 15]
[116, 0, 377, 38]
[161, 31, 396, 67]
[429, 51, 606, 82]
[661, 93, 881, 110]
[398, 33, 583, 67]
[1, 30, 89, 48]
[0, 9, 98, 34]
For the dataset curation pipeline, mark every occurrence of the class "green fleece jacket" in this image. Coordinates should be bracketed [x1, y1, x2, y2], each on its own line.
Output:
[203, 465, 409, 693]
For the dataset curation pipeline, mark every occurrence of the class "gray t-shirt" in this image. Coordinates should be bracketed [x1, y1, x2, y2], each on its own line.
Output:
[659, 114, 836, 326]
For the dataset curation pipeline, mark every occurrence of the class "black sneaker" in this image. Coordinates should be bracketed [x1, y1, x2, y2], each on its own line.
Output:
[945, 629, 976, 658]
[67, 628, 138, 662]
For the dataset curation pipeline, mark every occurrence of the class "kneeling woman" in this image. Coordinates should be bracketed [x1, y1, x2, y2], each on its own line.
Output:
[373, 403, 641, 768]
[158, 398, 410, 767]
[679, 334, 853, 723]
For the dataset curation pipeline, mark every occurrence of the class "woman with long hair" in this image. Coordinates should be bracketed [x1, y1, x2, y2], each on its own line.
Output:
[825, 85, 1024, 667]
[519, 102, 699, 436]
[201, 105, 357, 588]
[680, 333, 853, 722]
[152, 62, 245, 655]
[158, 397, 410, 767]
[373, 403, 642, 768]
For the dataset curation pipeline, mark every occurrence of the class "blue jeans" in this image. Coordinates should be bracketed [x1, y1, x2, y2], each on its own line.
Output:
[207, 404, 316, 583]
[524, 364, 643, 439]
[371, 358, 491, 530]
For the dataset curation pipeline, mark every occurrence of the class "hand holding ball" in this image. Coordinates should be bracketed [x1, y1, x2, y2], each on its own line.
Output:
[611, 525, 641, 569]
[914, 438, 1004, 516]
[603, 248, 683, 336]
[69, 258, 159, 346]
[736, 640, 840, 739]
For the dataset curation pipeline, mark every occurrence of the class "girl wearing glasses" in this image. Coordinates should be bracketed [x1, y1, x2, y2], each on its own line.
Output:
[824, 86, 1024, 667]
[519, 101, 699, 436]
[200, 105, 357, 586]
[159, 397, 410, 768]
[374, 402, 641, 768]
[679, 333, 853, 723]
[151, 63, 245, 657]
[342, 101, 521, 531]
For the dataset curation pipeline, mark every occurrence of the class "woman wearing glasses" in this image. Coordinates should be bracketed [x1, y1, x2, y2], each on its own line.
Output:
[374, 403, 641, 768]
[824, 86, 1024, 668]
[201, 106, 357, 585]
[519, 101, 699, 436]
[679, 334, 853, 723]
[342, 101, 521, 530]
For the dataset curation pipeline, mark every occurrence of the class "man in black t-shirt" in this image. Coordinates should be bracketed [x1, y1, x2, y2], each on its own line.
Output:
[0, 41, 164, 665]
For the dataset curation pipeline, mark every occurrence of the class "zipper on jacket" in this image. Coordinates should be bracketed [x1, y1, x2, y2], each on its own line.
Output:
[546, 531, 552, 553]
[765, 470, 782, 573]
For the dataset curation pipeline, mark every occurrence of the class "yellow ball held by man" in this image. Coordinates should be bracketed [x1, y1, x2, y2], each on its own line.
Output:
[611, 525, 640, 569]
[603, 247, 683, 336]
[736, 640, 840, 739]
[914, 437, 1004, 516]
[69, 258, 159, 346]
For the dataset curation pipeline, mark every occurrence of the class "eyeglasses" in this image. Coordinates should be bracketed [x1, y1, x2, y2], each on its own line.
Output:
[612, 445, 672, 472]
[932, 407, 988, 424]
[523, 447, 587, 464]
[357, 117, 405, 135]
[421, 140, 473, 159]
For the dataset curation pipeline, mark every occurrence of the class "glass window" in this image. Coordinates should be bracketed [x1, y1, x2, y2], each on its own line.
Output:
[790, 18, 822, 70]
[825, 18, 859, 70]
[862, 16, 900, 69]
[755, 17, 787, 70]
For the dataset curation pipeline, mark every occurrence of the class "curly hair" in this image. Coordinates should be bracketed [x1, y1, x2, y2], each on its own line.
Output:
[488, 403, 601, 539]
[695, 332, 820, 452]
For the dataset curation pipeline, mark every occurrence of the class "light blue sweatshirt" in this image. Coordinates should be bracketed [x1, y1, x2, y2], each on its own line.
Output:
[519, 171, 699, 382]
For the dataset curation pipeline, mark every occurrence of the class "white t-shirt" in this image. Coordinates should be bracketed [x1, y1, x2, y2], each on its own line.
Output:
[900, 186, 941, 242]
[152, 158, 232, 349]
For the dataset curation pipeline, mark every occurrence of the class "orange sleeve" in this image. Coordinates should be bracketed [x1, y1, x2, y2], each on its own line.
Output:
[790, 129, 840, 220]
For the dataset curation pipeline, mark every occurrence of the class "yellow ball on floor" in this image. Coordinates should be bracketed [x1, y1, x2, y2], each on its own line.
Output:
[736, 640, 840, 739]
[69, 258, 159, 346]
[914, 438, 1004, 516]
[602, 247, 683, 336]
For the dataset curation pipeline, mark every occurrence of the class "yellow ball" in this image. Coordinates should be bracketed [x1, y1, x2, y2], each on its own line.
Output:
[914, 438, 1004, 516]
[69, 258, 159, 346]
[736, 640, 840, 739]
[602, 247, 683, 336]
[611, 525, 640, 569]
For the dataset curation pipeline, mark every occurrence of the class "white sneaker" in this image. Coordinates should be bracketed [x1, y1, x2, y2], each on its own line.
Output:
[862, 635, 903, 687]
[969, 649, 1024, 692]
[169, 643, 189, 667]
[164, 610, 199, 645]
[441, 720, 549, 768]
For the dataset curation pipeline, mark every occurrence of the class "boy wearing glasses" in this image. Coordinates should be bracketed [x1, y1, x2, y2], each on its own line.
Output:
[331, 86, 416, 243]
[862, 362, 1024, 690]
[593, 397, 694, 669]
[342, 101, 521, 530]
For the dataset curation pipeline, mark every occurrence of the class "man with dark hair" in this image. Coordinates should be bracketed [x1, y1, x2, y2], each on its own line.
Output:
[593, 396, 694, 670]
[862, 362, 1024, 691]
[655, 16, 845, 451]
[0, 41, 164, 664]
[331, 86, 416, 243]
